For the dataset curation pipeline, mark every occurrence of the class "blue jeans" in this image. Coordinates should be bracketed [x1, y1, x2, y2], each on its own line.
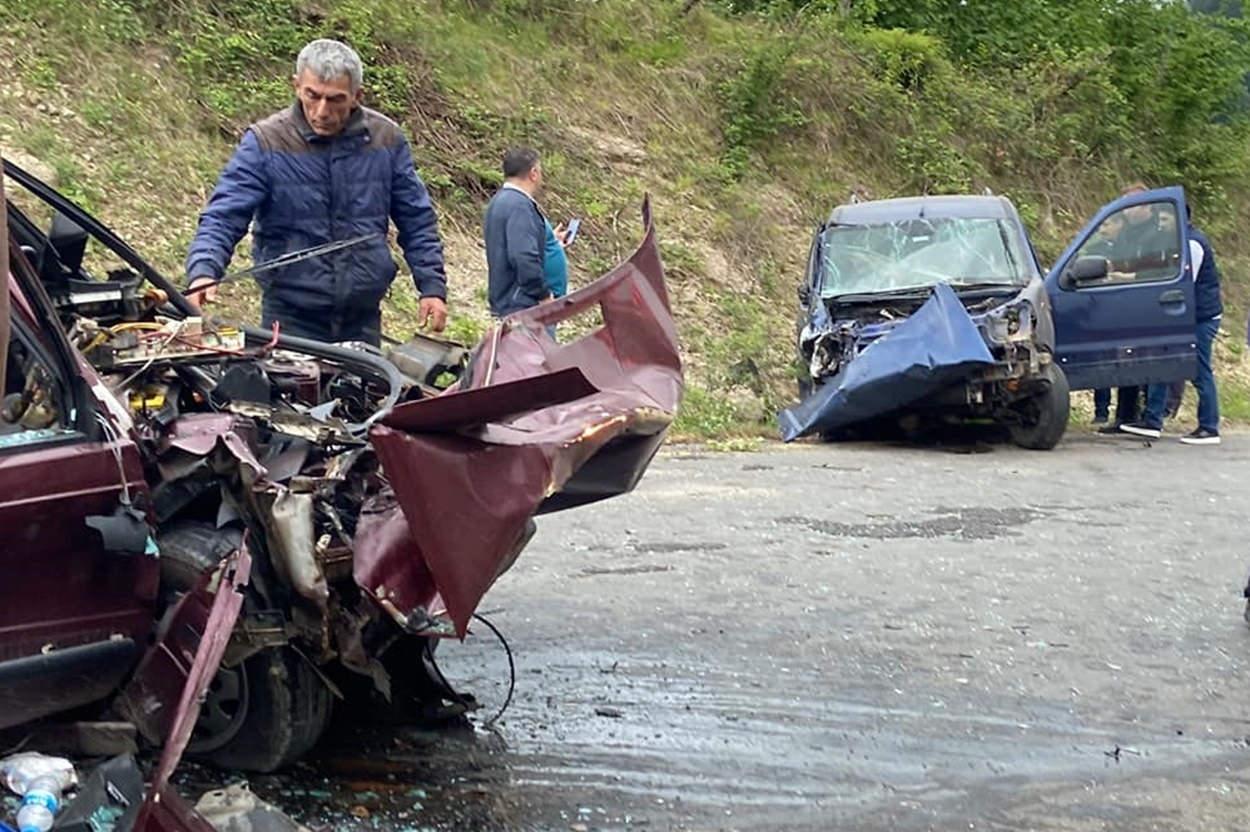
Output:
[1143, 317, 1219, 431]
[1094, 388, 1110, 419]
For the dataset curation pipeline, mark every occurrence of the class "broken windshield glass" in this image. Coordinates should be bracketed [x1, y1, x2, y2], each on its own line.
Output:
[819, 217, 1029, 298]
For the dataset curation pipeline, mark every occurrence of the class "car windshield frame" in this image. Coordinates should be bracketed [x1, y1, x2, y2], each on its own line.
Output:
[817, 216, 1031, 299]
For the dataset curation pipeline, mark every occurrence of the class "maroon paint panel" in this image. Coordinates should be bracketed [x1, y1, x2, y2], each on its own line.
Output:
[135, 785, 219, 832]
[368, 428, 550, 633]
[360, 200, 683, 636]
[1, 163, 10, 397]
[381, 366, 597, 433]
[352, 494, 447, 625]
[125, 544, 250, 828]
[162, 413, 263, 470]
[0, 438, 156, 660]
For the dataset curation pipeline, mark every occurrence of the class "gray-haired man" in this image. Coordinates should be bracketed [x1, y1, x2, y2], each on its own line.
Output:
[186, 39, 448, 345]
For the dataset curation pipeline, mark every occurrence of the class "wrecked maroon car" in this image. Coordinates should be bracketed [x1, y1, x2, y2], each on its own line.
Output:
[0, 158, 682, 775]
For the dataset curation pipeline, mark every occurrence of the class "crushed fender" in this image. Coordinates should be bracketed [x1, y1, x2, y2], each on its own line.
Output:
[360, 198, 683, 636]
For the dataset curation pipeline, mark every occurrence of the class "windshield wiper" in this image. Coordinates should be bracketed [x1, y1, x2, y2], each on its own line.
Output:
[944, 280, 1021, 291]
[825, 287, 932, 303]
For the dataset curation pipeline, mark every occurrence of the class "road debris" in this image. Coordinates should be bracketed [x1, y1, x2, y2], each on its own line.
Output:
[194, 783, 310, 832]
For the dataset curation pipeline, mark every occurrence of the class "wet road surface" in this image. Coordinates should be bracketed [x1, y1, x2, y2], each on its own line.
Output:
[205, 433, 1250, 831]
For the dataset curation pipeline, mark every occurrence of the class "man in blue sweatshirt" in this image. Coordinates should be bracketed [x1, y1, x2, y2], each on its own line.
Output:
[483, 148, 550, 317]
[1121, 208, 1223, 445]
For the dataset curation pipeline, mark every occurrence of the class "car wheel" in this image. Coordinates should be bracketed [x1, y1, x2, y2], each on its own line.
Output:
[200, 647, 332, 773]
[157, 522, 333, 772]
[157, 520, 242, 592]
[1009, 362, 1070, 450]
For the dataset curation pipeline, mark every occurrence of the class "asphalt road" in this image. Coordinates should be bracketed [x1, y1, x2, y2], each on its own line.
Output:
[239, 432, 1250, 831]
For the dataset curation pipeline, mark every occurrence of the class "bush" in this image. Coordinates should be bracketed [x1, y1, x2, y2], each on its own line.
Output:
[852, 27, 944, 93]
[718, 41, 807, 177]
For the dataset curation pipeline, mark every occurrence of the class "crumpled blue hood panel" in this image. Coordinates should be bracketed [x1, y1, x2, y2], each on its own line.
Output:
[780, 283, 995, 441]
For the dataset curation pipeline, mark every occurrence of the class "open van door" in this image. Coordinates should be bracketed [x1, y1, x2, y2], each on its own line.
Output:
[1044, 187, 1196, 390]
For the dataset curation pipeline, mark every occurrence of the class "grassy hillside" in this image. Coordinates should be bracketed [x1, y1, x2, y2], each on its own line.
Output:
[3, 0, 1250, 436]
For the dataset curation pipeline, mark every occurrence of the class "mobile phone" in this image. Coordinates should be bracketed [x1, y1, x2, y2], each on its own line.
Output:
[564, 217, 581, 245]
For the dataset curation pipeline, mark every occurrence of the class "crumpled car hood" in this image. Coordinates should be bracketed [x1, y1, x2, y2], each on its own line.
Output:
[359, 198, 683, 636]
[781, 282, 995, 441]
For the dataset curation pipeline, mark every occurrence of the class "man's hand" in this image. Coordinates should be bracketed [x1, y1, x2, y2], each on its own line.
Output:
[185, 276, 219, 311]
[418, 296, 448, 332]
[553, 222, 570, 248]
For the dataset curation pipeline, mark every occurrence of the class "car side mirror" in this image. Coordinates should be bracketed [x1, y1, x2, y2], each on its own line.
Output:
[38, 211, 88, 285]
[797, 283, 811, 306]
[1062, 256, 1108, 289]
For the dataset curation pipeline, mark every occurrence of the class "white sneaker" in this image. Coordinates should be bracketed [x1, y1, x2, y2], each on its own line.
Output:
[1119, 422, 1161, 439]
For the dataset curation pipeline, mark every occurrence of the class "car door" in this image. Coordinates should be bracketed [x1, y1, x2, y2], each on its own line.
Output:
[1044, 187, 1196, 390]
[0, 200, 158, 728]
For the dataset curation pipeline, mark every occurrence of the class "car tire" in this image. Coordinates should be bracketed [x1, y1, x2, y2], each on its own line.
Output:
[157, 521, 332, 772]
[157, 520, 242, 592]
[200, 646, 332, 773]
[1009, 362, 1070, 451]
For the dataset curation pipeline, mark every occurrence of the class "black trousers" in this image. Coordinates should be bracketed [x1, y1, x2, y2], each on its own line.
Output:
[1093, 386, 1141, 424]
[261, 295, 382, 347]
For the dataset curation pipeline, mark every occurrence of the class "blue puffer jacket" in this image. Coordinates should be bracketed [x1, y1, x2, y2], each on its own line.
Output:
[186, 103, 447, 313]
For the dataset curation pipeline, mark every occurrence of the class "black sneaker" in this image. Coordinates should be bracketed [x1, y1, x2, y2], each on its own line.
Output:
[1096, 423, 1123, 436]
[1120, 421, 1162, 439]
[1180, 427, 1220, 445]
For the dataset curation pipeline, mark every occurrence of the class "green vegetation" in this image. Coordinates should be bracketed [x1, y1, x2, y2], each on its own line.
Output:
[3, 0, 1250, 439]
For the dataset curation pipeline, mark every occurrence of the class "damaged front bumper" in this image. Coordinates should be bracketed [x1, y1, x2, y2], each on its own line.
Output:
[362, 197, 683, 637]
[781, 283, 1003, 441]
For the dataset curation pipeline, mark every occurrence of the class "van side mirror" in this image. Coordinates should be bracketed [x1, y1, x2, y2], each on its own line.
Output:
[1061, 256, 1109, 289]
[797, 283, 811, 306]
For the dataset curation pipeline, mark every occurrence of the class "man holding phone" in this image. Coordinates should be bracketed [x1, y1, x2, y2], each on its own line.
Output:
[543, 216, 580, 299]
[484, 147, 579, 318]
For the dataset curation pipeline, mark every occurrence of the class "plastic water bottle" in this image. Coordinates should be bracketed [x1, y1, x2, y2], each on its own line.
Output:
[0, 754, 74, 832]
[14, 775, 60, 832]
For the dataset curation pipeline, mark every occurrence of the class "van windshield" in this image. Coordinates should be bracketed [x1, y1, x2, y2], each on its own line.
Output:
[819, 217, 1030, 298]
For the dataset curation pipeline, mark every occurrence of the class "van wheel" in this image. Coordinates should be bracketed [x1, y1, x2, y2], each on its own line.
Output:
[1009, 362, 1070, 450]
[158, 522, 332, 772]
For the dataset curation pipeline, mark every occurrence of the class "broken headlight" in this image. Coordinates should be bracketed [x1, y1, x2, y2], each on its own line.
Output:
[986, 300, 1033, 343]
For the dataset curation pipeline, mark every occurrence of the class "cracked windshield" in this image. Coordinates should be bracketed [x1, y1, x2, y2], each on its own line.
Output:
[819, 217, 1030, 297]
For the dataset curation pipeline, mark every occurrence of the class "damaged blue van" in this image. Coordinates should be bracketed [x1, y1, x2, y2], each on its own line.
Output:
[785, 188, 1196, 449]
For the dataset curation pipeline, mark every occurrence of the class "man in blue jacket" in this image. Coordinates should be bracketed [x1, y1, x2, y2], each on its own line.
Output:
[483, 148, 550, 317]
[1122, 208, 1223, 445]
[185, 39, 448, 345]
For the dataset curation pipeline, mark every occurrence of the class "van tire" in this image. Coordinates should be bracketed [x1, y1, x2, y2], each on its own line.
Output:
[1009, 362, 1069, 450]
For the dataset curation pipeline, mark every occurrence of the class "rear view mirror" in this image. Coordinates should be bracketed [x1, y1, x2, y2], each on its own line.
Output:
[1062, 256, 1108, 289]
[797, 283, 811, 306]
